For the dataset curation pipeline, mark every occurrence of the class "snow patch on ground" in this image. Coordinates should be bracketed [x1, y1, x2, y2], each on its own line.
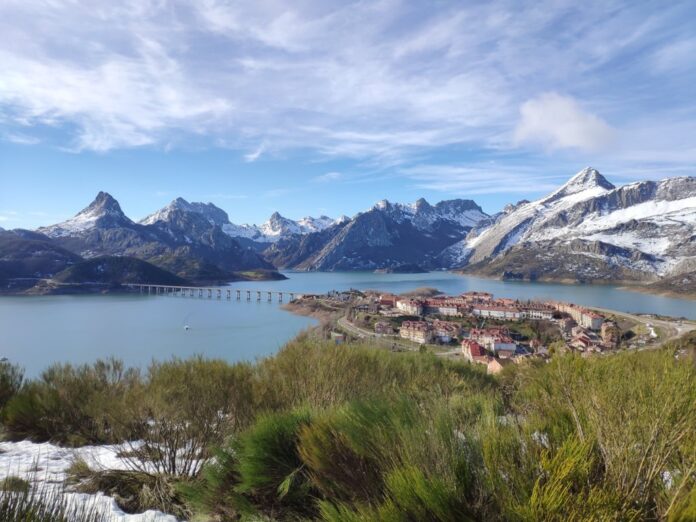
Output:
[0, 440, 180, 521]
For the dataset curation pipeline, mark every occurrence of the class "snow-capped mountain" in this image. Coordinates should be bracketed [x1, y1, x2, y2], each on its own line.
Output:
[459, 167, 696, 282]
[39, 192, 134, 238]
[264, 197, 489, 270]
[36, 193, 274, 281]
[140, 197, 229, 228]
[224, 212, 340, 243]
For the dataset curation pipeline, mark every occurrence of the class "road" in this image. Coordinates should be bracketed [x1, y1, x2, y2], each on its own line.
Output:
[588, 306, 696, 350]
[337, 317, 429, 352]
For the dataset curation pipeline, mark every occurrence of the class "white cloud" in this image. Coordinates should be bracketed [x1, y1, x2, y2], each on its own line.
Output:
[513, 93, 616, 153]
[244, 142, 266, 162]
[399, 164, 562, 195]
[313, 171, 342, 183]
[4, 133, 40, 145]
[0, 0, 693, 177]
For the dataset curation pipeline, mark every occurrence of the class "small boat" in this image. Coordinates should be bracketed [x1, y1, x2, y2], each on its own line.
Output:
[184, 325, 190, 331]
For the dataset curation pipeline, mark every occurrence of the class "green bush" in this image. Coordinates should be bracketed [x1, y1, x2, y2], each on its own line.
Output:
[1, 358, 139, 445]
[0, 361, 23, 411]
[234, 409, 314, 516]
[116, 356, 256, 477]
[253, 339, 494, 412]
[0, 476, 30, 494]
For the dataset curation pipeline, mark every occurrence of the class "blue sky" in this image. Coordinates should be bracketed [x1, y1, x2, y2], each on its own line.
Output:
[1, 0, 696, 228]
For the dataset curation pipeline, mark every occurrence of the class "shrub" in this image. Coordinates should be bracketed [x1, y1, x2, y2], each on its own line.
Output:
[0, 476, 30, 494]
[115, 356, 256, 477]
[0, 361, 23, 411]
[67, 458, 190, 519]
[253, 339, 494, 412]
[1, 358, 139, 445]
[234, 409, 314, 517]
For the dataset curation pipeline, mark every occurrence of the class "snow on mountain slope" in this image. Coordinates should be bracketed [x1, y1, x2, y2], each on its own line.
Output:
[465, 167, 615, 264]
[224, 212, 340, 243]
[39, 192, 134, 237]
[140, 197, 229, 227]
[462, 168, 696, 277]
[368, 198, 488, 231]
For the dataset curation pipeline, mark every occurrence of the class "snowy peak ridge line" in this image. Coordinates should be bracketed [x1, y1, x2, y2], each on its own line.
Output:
[462, 168, 696, 278]
[140, 197, 230, 227]
[38, 191, 134, 237]
[366, 197, 488, 230]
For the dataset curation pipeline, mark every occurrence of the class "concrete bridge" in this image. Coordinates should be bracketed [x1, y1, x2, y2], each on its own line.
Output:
[125, 284, 302, 303]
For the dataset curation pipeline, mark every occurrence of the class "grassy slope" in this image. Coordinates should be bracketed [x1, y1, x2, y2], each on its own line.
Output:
[51, 256, 188, 286]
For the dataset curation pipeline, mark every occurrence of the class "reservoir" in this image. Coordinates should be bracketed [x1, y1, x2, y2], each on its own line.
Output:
[1, 271, 693, 376]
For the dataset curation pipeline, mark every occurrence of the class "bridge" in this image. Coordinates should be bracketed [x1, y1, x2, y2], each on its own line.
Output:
[124, 284, 302, 303]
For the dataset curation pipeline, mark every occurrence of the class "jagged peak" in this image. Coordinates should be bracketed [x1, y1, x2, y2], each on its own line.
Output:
[544, 167, 615, 203]
[78, 191, 125, 218]
[373, 199, 391, 210]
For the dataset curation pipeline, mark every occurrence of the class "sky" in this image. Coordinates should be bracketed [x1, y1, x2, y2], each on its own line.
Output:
[1, 0, 695, 229]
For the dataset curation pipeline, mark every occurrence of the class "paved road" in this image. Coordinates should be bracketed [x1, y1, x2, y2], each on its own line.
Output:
[337, 317, 426, 352]
[588, 306, 696, 349]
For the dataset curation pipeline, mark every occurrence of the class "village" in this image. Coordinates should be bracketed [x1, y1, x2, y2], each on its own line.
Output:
[293, 288, 656, 375]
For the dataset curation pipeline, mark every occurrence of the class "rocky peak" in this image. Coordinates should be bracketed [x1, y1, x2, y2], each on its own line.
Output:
[140, 198, 230, 227]
[545, 167, 615, 203]
[412, 198, 431, 211]
[79, 191, 126, 219]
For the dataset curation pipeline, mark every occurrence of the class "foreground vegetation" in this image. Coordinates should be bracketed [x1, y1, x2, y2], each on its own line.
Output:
[0, 332, 695, 521]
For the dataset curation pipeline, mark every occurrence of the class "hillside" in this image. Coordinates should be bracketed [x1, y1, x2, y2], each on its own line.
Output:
[264, 198, 488, 270]
[52, 256, 188, 286]
[37, 193, 280, 282]
[0, 229, 83, 291]
[459, 168, 696, 292]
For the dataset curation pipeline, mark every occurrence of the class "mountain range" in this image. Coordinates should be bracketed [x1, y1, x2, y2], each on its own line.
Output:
[2, 167, 695, 296]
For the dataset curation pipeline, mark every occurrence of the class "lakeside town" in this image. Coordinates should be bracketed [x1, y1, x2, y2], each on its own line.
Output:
[290, 288, 667, 374]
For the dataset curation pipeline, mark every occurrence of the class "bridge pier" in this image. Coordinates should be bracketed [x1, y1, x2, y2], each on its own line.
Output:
[217, 289, 222, 299]
[289, 292, 294, 301]
[246, 290, 251, 301]
[278, 292, 283, 302]
[257, 291, 261, 301]
[236, 290, 241, 300]
[226, 289, 231, 299]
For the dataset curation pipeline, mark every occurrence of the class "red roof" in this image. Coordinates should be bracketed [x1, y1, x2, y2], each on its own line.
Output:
[462, 339, 485, 356]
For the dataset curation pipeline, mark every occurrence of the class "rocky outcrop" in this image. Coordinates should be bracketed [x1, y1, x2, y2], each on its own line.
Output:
[263, 198, 489, 271]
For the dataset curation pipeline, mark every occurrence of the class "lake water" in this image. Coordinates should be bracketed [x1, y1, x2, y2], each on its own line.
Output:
[1, 271, 694, 376]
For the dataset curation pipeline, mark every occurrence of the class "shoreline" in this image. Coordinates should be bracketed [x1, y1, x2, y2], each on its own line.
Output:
[455, 270, 696, 301]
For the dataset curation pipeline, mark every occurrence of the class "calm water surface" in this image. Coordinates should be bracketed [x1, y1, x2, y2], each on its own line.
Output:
[1, 272, 693, 376]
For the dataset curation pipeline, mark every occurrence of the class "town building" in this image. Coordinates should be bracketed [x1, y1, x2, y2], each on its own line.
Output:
[396, 299, 423, 316]
[461, 339, 490, 364]
[519, 303, 555, 320]
[374, 321, 394, 335]
[400, 321, 432, 344]
[469, 328, 517, 354]
[432, 320, 460, 343]
[552, 302, 604, 330]
[601, 321, 620, 348]
[471, 304, 522, 321]
[379, 294, 398, 307]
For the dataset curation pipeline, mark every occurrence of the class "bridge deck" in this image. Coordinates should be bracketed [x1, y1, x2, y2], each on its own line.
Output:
[124, 284, 302, 302]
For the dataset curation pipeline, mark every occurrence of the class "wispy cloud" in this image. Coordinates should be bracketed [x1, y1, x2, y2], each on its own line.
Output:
[399, 164, 565, 195]
[4, 133, 40, 145]
[513, 93, 616, 153]
[0, 0, 694, 179]
[313, 171, 342, 183]
[244, 142, 266, 163]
